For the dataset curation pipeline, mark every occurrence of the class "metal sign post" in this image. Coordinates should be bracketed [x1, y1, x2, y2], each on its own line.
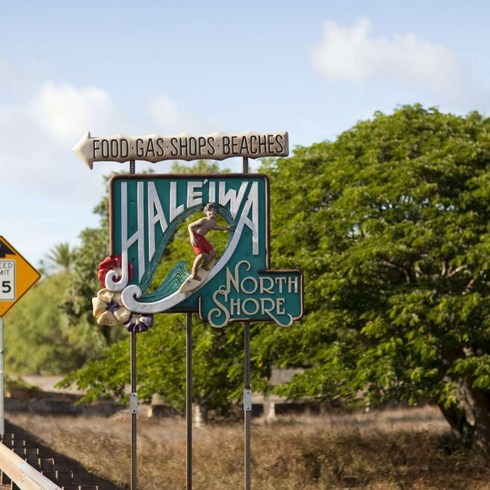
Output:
[129, 160, 138, 490]
[186, 313, 193, 490]
[130, 330, 137, 490]
[244, 321, 252, 490]
[242, 156, 252, 490]
[0, 317, 4, 437]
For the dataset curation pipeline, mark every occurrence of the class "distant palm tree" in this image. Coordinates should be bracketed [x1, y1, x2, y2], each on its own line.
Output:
[41, 242, 77, 275]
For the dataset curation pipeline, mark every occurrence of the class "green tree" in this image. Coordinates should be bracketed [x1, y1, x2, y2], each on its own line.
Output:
[5, 273, 106, 374]
[258, 104, 490, 454]
[171, 160, 224, 174]
[40, 242, 77, 275]
[61, 175, 126, 344]
[60, 313, 251, 415]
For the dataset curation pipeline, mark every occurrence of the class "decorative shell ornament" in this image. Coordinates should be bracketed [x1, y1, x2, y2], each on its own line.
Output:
[92, 289, 131, 327]
[92, 255, 154, 333]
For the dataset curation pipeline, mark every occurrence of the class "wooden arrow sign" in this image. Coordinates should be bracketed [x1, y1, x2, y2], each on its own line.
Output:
[73, 131, 289, 169]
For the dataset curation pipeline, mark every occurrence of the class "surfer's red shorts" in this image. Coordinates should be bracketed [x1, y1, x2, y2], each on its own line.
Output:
[192, 233, 213, 255]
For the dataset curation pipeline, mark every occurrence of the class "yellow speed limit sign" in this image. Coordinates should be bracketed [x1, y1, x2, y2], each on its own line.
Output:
[0, 236, 40, 317]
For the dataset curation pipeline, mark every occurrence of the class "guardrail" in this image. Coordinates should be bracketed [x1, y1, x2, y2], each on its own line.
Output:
[0, 442, 61, 490]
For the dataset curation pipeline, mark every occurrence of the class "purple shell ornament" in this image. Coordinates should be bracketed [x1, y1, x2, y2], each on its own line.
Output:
[124, 313, 154, 333]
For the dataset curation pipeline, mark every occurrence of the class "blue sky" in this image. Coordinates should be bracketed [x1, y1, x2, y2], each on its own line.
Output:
[1, 0, 490, 268]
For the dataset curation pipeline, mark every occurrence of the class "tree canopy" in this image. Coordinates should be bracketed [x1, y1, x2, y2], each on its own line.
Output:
[5, 273, 106, 374]
[40, 242, 77, 275]
[259, 104, 490, 453]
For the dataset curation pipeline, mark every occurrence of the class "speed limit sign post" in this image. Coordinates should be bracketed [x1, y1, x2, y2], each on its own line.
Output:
[0, 236, 40, 317]
[0, 236, 40, 436]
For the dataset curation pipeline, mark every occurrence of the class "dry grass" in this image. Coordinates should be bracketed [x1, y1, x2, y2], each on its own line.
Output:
[6, 406, 490, 489]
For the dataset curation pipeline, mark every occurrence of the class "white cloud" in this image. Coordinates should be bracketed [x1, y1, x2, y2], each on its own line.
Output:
[147, 94, 220, 135]
[0, 82, 121, 212]
[310, 18, 467, 100]
[33, 83, 122, 143]
[0, 58, 17, 89]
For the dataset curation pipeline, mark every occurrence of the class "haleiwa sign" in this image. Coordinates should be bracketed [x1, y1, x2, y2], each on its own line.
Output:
[107, 174, 303, 328]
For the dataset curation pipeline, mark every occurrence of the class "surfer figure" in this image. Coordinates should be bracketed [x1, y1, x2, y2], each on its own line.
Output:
[188, 202, 233, 281]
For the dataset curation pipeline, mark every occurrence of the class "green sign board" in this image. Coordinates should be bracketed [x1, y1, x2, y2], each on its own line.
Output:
[108, 174, 303, 328]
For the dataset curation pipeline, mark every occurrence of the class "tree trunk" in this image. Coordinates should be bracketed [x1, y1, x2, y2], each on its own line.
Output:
[467, 385, 490, 456]
[439, 383, 490, 456]
[438, 401, 474, 446]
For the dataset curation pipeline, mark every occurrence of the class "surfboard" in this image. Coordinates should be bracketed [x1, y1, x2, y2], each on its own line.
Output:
[178, 258, 216, 293]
